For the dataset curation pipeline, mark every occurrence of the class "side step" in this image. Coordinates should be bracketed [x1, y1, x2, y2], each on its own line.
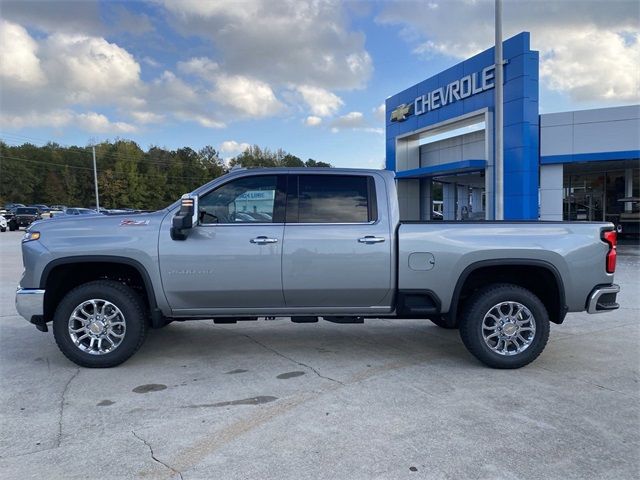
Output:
[291, 316, 319, 323]
[323, 316, 364, 324]
[213, 317, 258, 324]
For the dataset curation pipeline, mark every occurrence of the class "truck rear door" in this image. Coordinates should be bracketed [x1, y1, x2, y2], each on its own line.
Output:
[282, 173, 393, 310]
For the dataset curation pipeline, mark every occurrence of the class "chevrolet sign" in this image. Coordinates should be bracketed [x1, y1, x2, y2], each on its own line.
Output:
[390, 64, 498, 122]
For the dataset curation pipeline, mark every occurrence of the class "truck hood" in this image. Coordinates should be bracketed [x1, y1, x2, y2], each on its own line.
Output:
[30, 210, 169, 250]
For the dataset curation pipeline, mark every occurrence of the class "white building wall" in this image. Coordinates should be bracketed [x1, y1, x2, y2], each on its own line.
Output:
[540, 105, 640, 157]
[539, 164, 563, 221]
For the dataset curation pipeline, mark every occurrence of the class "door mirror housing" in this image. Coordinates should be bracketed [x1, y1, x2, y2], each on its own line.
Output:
[171, 193, 199, 241]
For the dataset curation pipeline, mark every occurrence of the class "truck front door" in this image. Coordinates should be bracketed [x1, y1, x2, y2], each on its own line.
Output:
[159, 174, 287, 313]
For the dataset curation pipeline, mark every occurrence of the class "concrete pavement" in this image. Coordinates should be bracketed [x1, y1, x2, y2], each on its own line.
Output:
[0, 230, 638, 479]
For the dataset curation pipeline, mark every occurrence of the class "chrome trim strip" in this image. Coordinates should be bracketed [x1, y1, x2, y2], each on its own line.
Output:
[587, 284, 620, 314]
[15, 288, 45, 321]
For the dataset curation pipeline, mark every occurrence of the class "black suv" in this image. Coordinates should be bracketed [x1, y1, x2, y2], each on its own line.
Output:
[8, 207, 41, 231]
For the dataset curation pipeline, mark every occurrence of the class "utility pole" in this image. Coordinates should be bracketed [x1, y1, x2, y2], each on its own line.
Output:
[92, 145, 100, 211]
[495, 0, 504, 220]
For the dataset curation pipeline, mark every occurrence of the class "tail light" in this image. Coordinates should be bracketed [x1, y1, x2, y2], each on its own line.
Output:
[602, 230, 617, 274]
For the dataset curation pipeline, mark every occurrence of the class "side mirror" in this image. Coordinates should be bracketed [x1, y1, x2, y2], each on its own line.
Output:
[171, 194, 199, 241]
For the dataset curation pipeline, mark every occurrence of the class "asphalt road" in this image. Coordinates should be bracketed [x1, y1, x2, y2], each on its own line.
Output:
[1, 230, 638, 480]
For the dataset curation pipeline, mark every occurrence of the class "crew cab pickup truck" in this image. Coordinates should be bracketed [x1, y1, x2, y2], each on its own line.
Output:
[16, 168, 620, 369]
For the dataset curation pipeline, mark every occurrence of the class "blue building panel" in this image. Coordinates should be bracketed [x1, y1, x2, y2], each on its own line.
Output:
[395, 160, 487, 179]
[385, 31, 540, 220]
[540, 150, 640, 164]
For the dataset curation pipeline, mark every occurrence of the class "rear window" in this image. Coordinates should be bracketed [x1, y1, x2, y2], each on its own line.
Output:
[16, 208, 37, 215]
[295, 175, 375, 223]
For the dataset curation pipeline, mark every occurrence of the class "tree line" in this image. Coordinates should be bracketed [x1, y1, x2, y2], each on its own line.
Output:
[0, 140, 331, 211]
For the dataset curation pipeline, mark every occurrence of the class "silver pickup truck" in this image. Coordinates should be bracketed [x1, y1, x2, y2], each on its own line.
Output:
[16, 168, 620, 369]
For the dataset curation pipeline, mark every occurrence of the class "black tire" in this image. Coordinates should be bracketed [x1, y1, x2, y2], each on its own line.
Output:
[53, 280, 148, 368]
[0, 227, 5, 232]
[459, 283, 550, 369]
[429, 316, 458, 329]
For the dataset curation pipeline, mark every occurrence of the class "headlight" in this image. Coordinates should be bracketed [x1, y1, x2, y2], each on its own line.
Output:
[22, 231, 41, 242]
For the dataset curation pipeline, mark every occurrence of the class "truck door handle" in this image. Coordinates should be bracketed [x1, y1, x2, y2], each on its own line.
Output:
[250, 236, 278, 244]
[358, 236, 386, 244]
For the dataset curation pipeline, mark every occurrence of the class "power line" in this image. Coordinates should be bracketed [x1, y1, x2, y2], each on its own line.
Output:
[0, 132, 224, 168]
[0, 153, 215, 182]
[0, 154, 94, 171]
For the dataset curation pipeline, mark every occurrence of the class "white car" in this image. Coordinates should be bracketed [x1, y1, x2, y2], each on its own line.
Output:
[0, 215, 7, 232]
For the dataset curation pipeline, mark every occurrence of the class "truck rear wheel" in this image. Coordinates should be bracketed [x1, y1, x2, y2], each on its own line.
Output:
[459, 283, 550, 369]
[52, 280, 147, 368]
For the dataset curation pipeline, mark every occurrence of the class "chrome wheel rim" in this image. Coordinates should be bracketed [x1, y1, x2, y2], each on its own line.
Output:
[68, 299, 126, 355]
[482, 301, 536, 356]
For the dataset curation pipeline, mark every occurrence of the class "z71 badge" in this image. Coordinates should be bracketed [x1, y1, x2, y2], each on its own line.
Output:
[120, 219, 150, 226]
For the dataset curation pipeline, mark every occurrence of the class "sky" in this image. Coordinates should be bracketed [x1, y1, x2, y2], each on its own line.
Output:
[0, 0, 638, 169]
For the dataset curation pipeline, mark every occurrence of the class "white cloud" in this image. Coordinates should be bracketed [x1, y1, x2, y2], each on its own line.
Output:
[0, 109, 136, 134]
[220, 140, 251, 156]
[330, 111, 383, 135]
[162, 0, 372, 90]
[147, 71, 226, 128]
[296, 85, 344, 117]
[373, 103, 385, 121]
[377, 0, 640, 104]
[77, 112, 137, 133]
[39, 33, 142, 105]
[539, 27, 640, 101]
[142, 56, 161, 68]
[110, 4, 154, 36]
[212, 75, 282, 117]
[182, 114, 225, 129]
[130, 111, 165, 124]
[333, 111, 365, 128]
[177, 57, 219, 79]
[305, 116, 322, 126]
[0, 0, 103, 35]
[0, 110, 74, 129]
[0, 20, 46, 87]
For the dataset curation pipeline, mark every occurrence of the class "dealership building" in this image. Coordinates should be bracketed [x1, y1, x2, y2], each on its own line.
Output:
[385, 32, 639, 230]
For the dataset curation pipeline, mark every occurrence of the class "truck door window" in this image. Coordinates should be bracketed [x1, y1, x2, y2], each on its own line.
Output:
[296, 175, 375, 223]
[198, 175, 285, 224]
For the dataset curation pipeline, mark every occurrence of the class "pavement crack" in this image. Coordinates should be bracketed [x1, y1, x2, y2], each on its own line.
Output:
[132, 431, 184, 480]
[238, 331, 345, 385]
[57, 367, 80, 448]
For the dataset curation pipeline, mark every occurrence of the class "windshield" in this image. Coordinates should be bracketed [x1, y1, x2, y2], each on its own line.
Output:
[16, 208, 38, 215]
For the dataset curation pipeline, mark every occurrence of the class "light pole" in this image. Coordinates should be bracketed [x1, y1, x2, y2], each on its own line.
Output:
[495, 0, 504, 220]
[92, 145, 100, 211]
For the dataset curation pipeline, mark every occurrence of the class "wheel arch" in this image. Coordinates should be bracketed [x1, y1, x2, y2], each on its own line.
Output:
[447, 259, 567, 327]
[40, 256, 158, 322]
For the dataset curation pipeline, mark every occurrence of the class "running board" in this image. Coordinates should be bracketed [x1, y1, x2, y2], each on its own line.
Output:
[323, 316, 364, 324]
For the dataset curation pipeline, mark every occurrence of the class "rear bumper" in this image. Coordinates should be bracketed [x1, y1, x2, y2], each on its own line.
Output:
[586, 284, 620, 314]
[15, 288, 45, 322]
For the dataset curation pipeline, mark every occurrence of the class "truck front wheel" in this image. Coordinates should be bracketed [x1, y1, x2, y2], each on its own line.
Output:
[459, 283, 550, 369]
[52, 280, 148, 368]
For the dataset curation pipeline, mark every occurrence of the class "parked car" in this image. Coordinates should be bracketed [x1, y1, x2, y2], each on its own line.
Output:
[50, 205, 68, 212]
[29, 204, 51, 214]
[0, 215, 7, 232]
[64, 208, 99, 216]
[16, 168, 619, 369]
[8, 207, 41, 231]
[3, 203, 25, 211]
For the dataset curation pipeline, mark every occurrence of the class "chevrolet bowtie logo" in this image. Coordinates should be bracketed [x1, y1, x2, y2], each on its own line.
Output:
[390, 103, 412, 122]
